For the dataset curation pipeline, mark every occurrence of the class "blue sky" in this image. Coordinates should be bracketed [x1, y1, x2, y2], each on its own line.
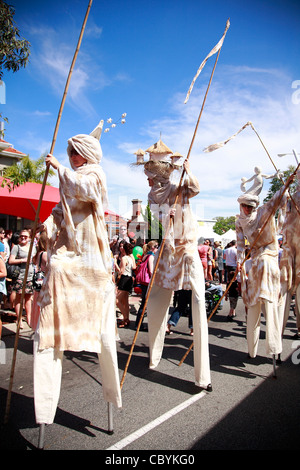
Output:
[1, 0, 300, 222]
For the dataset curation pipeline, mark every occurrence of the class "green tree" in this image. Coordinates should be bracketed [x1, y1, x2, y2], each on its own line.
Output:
[0, 0, 30, 79]
[1, 154, 55, 191]
[143, 203, 163, 242]
[213, 216, 236, 235]
[263, 165, 297, 203]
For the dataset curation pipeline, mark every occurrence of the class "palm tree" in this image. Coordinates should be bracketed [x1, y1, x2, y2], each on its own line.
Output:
[1, 154, 55, 191]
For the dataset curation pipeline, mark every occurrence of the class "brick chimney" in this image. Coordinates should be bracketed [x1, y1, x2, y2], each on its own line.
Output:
[131, 199, 144, 222]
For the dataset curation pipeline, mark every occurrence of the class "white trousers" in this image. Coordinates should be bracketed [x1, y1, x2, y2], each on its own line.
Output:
[279, 283, 300, 335]
[147, 283, 211, 388]
[247, 299, 282, 358]
[33, 287, 122, 424]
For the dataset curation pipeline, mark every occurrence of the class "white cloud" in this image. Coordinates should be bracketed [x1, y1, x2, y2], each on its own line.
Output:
[16, 131, 52, 158]
[107, 65, 300, 219]
[85, 23, 103, 39]
[28, 27, 109, 116]
[31, 110, 52, 117]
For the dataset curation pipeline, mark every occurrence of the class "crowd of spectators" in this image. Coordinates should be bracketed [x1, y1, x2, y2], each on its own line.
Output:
[0, 223, 239, 335]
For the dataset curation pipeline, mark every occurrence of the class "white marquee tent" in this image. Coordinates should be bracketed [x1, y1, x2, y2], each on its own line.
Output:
[220, 229, 236, 246]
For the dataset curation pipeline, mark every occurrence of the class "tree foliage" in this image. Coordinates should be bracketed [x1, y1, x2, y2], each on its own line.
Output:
[1, 154, 55, 191]
[143, 203, 163, 242]
[213, 216, 236, 235]
[0, 0, 30, 79]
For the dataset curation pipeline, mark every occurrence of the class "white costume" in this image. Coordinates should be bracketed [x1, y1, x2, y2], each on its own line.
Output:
[142, 145, 211, 389]
[279, 170, 300, 335]
[34, 122, 122, 425]
[236, 184, 288, 358]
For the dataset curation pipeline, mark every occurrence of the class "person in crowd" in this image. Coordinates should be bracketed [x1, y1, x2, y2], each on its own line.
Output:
[197, 239, 210, 279]
[0, 248, 7, 338]
[8, 228, 36, 329]
[119, 225, 129, 242]
[166, 289, 193, 335]
[0, 227, 8, 262]
[214, 241, 224, 283]
[225, 270, 239, 321]
[114, 238, 127, 274]
[110, 235, 120, 258]
[4, 229, 13, 249]
[33, 120, 122, 427]
[224, 240, 237, 279]
[135, 240, 158, 331]
[211, 242, 218, 281]
[29, 231, 48, 331]
[116, 241, 136, 327]
[206, 239, 213, 281]
[5, 231, 19, 310]
[135, 240, 159, 330]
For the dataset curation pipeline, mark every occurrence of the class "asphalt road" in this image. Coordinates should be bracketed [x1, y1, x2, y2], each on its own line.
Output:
[0, 290, 299, 453]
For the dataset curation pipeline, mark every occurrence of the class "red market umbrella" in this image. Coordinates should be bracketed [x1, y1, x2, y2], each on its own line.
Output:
[0, 178, 124, 224]
[0, 178, 60, 222]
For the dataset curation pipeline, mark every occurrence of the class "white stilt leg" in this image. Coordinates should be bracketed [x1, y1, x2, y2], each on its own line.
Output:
[107, 402, 114, 435]
[38, 423, 45, 449]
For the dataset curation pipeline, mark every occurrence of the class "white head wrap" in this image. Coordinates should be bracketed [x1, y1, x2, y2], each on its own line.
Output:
[143, 160, 175, 207]
[67, 120, 104, 169]
[59, 120, 108, 256]
[237, 193, 259, 208]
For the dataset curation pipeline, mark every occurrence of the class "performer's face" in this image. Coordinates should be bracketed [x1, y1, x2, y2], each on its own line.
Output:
[241, 204, 254, 216]
[70, 150, 87, 167]
[147, 177, 154, 187]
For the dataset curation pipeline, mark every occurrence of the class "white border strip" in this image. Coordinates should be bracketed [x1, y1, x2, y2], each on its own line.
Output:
[106, 391, 207, 450]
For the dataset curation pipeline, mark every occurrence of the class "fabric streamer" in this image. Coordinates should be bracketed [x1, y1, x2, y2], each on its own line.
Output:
[203, 121, 252, 153]
[184, 18, 230, 104]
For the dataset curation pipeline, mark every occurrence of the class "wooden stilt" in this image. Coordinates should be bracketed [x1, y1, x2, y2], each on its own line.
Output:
[272, 355, 277, 379]
[107, 403, 114, 435]
[38, 423, 45, 450]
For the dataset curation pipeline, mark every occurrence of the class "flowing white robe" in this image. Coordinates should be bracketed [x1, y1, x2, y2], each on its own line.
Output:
[236, 186, 288, 307]
[279, 189, 300, 333]
[236, 186, 288, 357]
[35, 162, 122, 417]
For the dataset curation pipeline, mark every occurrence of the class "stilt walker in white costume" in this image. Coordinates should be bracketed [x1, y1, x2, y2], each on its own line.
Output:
[236, 169, 293, 362]
[33, 121, 122, 432]
[278, 166, 300, 338]
[140, 140, 212, 390]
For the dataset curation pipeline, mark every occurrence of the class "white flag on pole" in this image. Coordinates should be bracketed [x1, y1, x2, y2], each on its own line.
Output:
[184, 19, 230, 104]
[203, 121, 252, 153]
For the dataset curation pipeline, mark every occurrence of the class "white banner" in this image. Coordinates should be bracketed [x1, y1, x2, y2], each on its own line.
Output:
[184, 19, 230, 104]
[203, 121, 252, 153]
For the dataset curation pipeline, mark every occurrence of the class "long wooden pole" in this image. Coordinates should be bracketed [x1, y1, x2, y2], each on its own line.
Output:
[4, 0, 93, 424]
[120, 21, 229, 389]
[178, 164, 300, 366]
[249, 122, 300, 218]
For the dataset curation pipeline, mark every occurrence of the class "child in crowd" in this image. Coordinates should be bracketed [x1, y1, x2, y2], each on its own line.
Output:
[225, 270, 239, 321]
